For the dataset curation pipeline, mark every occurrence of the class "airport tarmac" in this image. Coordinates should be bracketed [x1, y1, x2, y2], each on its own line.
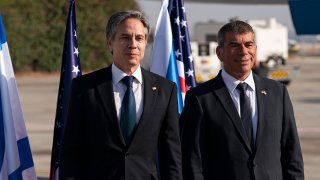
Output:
[16, 54, 320, 179]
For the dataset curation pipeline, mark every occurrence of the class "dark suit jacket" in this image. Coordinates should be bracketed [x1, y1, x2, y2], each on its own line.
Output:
[60, 66, 182, 180]
[181, 71, 304, 180]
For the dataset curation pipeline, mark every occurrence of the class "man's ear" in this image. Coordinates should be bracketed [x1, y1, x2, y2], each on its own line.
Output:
[107, 38, 113, 54]
[216, 46, 222, 61]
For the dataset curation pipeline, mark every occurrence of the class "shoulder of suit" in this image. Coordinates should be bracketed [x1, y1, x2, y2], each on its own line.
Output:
[72, 67, 110, 89]
[253, 72, 285, 90]
[187, 78, 218, 97]
[142, 68, 176, 87]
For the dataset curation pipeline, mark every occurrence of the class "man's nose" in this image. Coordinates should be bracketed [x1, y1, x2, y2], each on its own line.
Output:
[238, 44, 249, 54]
[128, 38, 137, 48]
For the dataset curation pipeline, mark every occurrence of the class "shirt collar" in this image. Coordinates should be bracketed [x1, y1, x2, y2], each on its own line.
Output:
[221, 69, 255, 93]
[112, 63, 143, 85]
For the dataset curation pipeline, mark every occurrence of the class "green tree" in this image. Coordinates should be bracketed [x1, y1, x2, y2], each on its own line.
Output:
[0, 0, 140, 72]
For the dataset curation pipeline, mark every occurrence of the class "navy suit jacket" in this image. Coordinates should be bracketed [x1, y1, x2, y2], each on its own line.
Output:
[60, 66, 182, 180]
[181, 71, 304, 180]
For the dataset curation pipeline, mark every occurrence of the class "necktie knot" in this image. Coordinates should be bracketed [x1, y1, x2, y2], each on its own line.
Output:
[236, 82, 248, 93]
[122, 76, 134, 88]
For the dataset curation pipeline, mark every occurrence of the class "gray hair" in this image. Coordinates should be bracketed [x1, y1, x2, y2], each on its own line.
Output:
[106, 11, 150, 41]
[217, 20, 254, 47]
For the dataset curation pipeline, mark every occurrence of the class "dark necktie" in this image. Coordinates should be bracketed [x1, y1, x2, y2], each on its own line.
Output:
[120, 76, 136, 144]
[236, 83, 254, 148]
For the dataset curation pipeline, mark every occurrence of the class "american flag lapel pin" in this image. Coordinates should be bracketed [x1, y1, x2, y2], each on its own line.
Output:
[261, 90, 267, 95]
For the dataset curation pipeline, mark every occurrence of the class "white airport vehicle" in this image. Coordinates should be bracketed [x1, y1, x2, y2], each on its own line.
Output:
[248, 18, 288, 68]
[190, 41, 221, 83]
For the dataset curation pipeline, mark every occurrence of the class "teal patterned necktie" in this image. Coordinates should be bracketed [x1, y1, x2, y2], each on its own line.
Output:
[120, 76, 136, 145]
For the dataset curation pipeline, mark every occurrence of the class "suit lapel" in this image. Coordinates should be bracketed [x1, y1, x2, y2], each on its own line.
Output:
[214, 73, 253, 152]
[253, 74, 268, 151]
[138, 69, 158, 124]
[95, 66, 126, 145]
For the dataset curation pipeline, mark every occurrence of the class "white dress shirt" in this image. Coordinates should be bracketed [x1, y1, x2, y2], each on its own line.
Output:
[112, 64, 144, 123]
[221, 69, 258, 143]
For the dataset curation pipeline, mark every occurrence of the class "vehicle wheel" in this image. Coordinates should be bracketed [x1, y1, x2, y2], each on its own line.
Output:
[279, 57, 286, 65]
[266, 57, 277, 68]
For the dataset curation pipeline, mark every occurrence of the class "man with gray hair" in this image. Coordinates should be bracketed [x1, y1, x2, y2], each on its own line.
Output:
[60, 11, 182, 180]
[181, 20, 304, 180]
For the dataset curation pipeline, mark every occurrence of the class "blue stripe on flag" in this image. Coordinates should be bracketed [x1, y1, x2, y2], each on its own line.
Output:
[0, 14, 5, 173]
[0, 17, 6, 45]
[166, 42, 183, 114]
[0, 16, 7, 50]
[0, 76, 4, 171]
[8, 137, 34, 180]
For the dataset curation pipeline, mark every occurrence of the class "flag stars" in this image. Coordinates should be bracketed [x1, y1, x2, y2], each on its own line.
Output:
[180, 20, 187, 28]
[74, 47, 79, 57]
[74, 30, 77, 38]
[180, 34, 185, 42]
[186, 69, 194, 77]
[174, 17, 180, 26]
[56, 121, 61, 128]
[188, 55, 193, 62]
[72, 65, 80, 75]
[175, 49, 182, 58]
[181, 6, 186, 13]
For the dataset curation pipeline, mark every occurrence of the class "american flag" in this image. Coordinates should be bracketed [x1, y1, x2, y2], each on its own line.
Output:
[49, 0, 82, 179]
[150, 0, 196, 114]
[168, 0, 196, 91]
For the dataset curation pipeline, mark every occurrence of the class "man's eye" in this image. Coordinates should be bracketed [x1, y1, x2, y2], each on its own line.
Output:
[230, 44, 239, 48]
[136, 37, 145, 41]
[246, 43, 255, 48]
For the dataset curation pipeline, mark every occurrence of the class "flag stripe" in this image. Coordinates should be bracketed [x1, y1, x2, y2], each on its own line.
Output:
[166, 42, 183, 113]
[0, 22, 6, 45]
[176, 60, 186, 94]
[9, 137, 34, 180]
[0, 19, 5, 170]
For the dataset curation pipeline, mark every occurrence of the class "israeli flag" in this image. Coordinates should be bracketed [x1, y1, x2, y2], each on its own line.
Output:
[0, 15, 37, 179]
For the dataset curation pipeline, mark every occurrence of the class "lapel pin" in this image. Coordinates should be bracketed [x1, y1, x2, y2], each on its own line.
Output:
[261, 90, 267, 95]
[152, 87, 157, 91]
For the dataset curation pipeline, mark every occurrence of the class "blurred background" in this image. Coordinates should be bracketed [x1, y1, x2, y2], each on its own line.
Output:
[1, 0, 320, 179]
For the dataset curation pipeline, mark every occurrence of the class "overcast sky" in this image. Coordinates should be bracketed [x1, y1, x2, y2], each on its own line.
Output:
[138, 0, 296, 39]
